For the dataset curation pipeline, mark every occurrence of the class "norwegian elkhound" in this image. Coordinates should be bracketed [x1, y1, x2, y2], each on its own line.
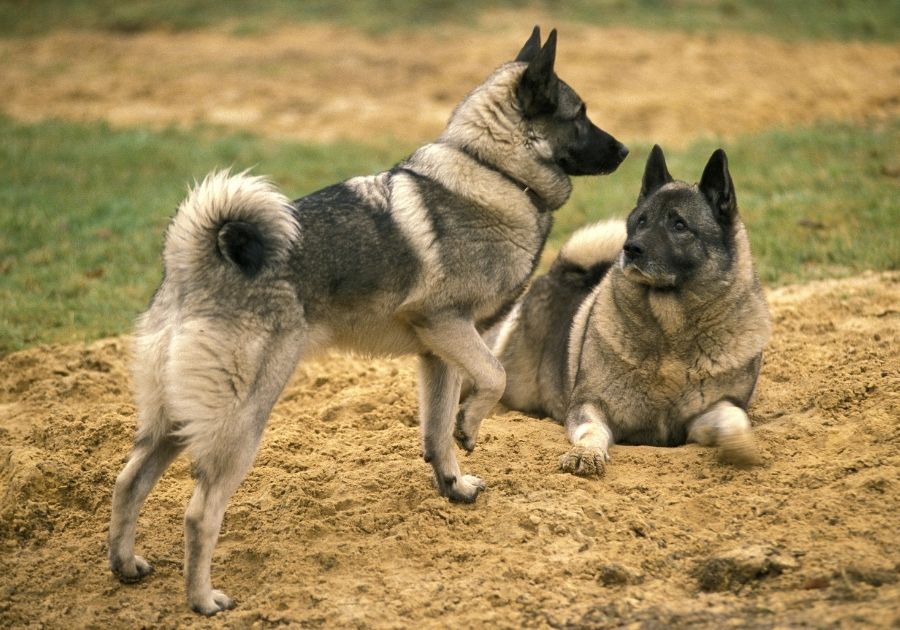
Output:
[490, 145, 770, 476]
[107, 26, 628, 615]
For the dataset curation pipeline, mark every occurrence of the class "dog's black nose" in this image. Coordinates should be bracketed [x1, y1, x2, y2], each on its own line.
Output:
[623, 240, 642, 261]
[617, 144, 629, 162]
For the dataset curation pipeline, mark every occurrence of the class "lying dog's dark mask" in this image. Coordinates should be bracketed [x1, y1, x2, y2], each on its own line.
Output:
[622, 145, 738, 289]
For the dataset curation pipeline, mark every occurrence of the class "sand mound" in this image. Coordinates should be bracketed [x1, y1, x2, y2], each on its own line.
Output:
[1, 19, 898, 146]
[1, 272, 897, 628]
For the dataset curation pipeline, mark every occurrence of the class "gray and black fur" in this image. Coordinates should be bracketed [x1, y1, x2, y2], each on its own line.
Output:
[107, 26, 628, 615]
[491, 145, 770, 477]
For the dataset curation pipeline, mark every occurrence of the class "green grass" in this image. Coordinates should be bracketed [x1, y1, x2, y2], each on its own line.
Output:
[561, 119, 900, 287]
[1, 116, 897, 353]
[0, 0, 897, 41]
[0, 119, 405, 353]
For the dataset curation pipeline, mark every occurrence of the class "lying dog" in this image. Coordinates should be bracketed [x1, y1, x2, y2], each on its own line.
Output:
[107, 26, 627, 615]
[491, 145, 770, 475]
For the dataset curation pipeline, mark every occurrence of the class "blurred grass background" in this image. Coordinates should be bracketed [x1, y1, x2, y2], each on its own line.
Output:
[2, 116, 897, 353]
[0, 0, 898, 353]
[1, 0, 898, 40]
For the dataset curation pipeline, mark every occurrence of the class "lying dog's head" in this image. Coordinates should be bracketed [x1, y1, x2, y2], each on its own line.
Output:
[513, 26, 629, 176]
[621, 145, 739, 290]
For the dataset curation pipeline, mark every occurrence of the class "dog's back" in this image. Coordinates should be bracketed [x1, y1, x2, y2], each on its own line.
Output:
[492, 220, 625, 419]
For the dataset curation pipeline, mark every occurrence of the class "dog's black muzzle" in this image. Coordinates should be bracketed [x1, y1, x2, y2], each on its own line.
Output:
[560, 122, 629, 176]
[623, 238, 643, 263]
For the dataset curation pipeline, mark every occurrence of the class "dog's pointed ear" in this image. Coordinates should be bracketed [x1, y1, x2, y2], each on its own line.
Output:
[517, 28, 558, 116]
[638, 145, 673, 204]
[515, 25, 541, 62]
[699, 148, 737, 225]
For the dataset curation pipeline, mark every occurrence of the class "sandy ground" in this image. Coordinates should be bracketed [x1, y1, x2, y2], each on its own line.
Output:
[1, 16, 898, 147]
[1, 274, 898, 628]
[1, 17, 899, 630]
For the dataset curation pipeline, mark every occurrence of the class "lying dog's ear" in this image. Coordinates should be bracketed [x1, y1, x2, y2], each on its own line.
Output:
[515, 25, 542, 62]
[517, 28, 558, 116]
[638, 144, 673, 204]
[700, 148, 737, 226]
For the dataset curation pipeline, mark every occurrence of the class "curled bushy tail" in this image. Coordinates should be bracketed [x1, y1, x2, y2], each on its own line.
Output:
[551, 219, 626, 288]
[163, 169, 296, 285]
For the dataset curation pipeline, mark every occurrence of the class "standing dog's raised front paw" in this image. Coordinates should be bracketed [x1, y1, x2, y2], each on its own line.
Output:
[190, 588, 236, 616]
[110, 553, 154, 584]
[559, 445, 608, 477]
[453, 408, 478, 453]
[434, 472, 485, 503]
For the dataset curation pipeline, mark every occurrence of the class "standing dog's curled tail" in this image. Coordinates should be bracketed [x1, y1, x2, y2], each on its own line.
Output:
[163, 170, 297, 285]
[552, 219, 627, 288]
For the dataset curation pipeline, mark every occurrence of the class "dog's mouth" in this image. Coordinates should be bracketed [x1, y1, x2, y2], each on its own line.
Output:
[622, 261, 677, 289]
[558, 141, 629, 176]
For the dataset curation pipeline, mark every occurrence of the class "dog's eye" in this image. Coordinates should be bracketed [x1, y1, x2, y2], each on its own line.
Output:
[673, 219, 687, 232]
[637, 215, 646, 227]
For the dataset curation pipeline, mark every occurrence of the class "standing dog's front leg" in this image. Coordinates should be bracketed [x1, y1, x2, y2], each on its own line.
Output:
[415, 316, 506, 454]
[417, 353, 485, 503]
[560, 402, 613, 477]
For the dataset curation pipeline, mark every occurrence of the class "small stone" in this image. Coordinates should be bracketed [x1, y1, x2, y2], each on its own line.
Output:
[597, 563, 642, 586]
[802, 575, 831, 590]
[694, 545, 798, 592]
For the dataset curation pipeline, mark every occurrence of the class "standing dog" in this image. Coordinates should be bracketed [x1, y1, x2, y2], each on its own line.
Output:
[491, 145, 770, 475]
[108, 27, 628, 615]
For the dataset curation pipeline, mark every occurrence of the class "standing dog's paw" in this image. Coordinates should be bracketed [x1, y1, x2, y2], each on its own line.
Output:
[453, 409, 477, 453]
[110, 554, 154, 584]
[453, 407, 480, 453]
[190, 589, 236, 616]
[434, 472, 485, 504]
[559, 446, 608, 477]
[718, 430, 761, 467]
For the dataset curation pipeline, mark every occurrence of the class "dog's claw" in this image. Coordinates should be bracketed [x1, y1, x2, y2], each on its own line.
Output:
[559, 446, 608, 477]
[453, 427, 475, 454]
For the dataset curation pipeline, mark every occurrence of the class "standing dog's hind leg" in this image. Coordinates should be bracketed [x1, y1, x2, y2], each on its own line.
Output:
[183, 431, 259, 616]
[177, 329, 304, 615]
[109, 430, 184, 582]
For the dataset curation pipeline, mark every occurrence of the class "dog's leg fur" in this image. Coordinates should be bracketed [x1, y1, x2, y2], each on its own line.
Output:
[688, 400, 761, 466]
[417, 353, 484, 503]
[414, 316, 505, 454]
[177, 328, 303, 615]
[183, 424, 259, 616]
[560, 402, 613, 476]
[109, 431, 184, 582]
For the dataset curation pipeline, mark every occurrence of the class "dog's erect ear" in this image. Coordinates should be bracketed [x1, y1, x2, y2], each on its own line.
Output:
[515, 25, 542, 62]
[517, 28, 558, 116]
[638, 145, 674, 204]
[699, 148, 737, 225]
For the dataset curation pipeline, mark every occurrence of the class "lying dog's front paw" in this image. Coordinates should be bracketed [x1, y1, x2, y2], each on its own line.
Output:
[717, 430, 761, 467]
[434, 472, 485, 504]
[559, 446, 608, 477]
[110, 554, 154, 584]
[190, 589, 236, 616]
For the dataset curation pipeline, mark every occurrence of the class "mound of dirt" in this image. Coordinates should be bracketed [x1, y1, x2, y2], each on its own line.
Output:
[2, 18, 898, 146]
[1, 272, 897, 628]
